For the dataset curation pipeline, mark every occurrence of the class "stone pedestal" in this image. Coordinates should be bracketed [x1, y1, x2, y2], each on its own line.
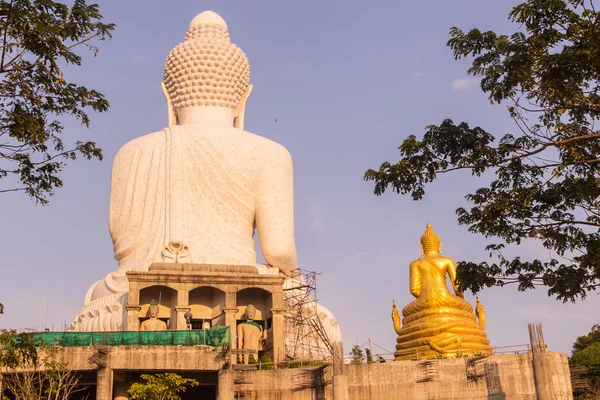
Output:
[126, 263, 285, 363]
[96, 368, 113, 400]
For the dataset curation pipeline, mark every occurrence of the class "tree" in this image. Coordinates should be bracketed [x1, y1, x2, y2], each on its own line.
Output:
[570, 325, 600, 399]
[0, 329, 38, 370]
[0, 0, 114, 204]
[259, 352, 274, 370]
[2, 353, 86, 400]
[573, 325, 600, 354]
[1, 335, 85, 400]
[127, 373, 198, 400]
[365, 348, 374, 364]
[350, 345, 364, 365]
[364, 0, 600, 302]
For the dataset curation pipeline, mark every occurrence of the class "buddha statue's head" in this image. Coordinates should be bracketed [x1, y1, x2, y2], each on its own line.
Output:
[163, 11, 251, 127]
[245, 304, 256, 321]
[148, 300, 160, 319]
[420, 223, 441, 255]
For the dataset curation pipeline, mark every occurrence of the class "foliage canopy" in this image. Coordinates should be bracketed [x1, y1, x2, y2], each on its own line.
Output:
[350, 344, 364, 364]
[0, 329, 38, 369]
[570, 325, 600, 398]
[0, 0, 114, 204]
[573, 324, 600, 355]
[365, 0, 600, 302]
[127, 373, 199, 400]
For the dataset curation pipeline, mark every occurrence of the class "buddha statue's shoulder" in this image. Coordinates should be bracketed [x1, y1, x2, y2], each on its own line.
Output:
[409, 258, 422, 268]
[113, 130, 167, 162]
[234, 128, 293, 165]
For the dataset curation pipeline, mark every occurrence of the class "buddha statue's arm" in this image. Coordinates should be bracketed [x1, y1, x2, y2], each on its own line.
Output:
[108, 142, 136, 241]
[237, 324, 244, 349]
[409, 260, 421, 298]
[391, 299, 402, 335]
[476, 296, 487, 330]
[261, 324, 268, 343]
[255, 147, 298, 276]
[446, 258, 464, 298]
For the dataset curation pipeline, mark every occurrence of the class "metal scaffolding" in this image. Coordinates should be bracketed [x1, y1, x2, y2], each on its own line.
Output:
[283, 269, 333, 360]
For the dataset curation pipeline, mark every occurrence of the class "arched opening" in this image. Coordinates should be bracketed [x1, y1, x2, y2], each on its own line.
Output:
[139, 285, 177, 329]
[236, 287, 273, 360]
[188, 286, 226, 329]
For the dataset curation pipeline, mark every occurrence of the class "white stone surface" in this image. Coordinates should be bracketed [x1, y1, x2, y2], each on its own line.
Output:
[71, 11, 341, 348]
[189, 10, 227, 29]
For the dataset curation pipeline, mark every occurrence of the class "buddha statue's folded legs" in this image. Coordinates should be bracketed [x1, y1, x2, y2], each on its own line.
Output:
[70, 271, 129, 332]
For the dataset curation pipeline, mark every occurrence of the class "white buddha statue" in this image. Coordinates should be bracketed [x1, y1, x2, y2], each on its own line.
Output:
[71, 12, 342, 353]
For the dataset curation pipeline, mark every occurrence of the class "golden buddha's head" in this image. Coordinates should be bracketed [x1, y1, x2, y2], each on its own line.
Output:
[163, 11, 250, 111]
[420, 223, 441, 255]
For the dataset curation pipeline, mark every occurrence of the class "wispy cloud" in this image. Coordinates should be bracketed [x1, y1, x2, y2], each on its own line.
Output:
[309, 204, 351, 232]
[310, 204, 327, 232]
[452, 78, 480, 91]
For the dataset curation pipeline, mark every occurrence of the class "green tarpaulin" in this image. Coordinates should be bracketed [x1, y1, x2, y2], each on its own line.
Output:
[26, 325, 230, 350]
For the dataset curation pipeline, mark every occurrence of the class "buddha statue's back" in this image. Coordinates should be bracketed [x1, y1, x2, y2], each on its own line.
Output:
[95, 120, 297, 300]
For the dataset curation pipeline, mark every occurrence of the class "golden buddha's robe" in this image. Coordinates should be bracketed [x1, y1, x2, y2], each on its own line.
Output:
[393, 254, 491, 360]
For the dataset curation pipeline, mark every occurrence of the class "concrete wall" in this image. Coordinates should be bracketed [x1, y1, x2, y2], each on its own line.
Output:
[234, 367, 333, 400]
[53, 345, 224, 371]
[2, 346, 573, 399]
[234, 352, 573, 400]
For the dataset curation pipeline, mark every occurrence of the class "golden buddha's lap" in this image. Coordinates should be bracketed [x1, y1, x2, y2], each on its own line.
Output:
[402, 307, 477, 325]
[394, 311, 490, 357]
[397, 317, 482, 342]
[402, 294, 473, 318]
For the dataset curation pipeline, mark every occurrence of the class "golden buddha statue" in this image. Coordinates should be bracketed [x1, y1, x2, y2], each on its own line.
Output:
[391, 224, 491, 360]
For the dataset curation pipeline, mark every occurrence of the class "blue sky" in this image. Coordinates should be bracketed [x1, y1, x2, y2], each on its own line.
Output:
[1, 0, 598, 356]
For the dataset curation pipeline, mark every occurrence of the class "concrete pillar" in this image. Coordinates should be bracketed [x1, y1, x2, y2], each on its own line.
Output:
[532, 354, 554, 400]
[175, 289, 190, 330]
[113, 382, 129, 400]
[270, 308, 285, 364]
[128, 287, 140, 305]
[332, 341, 349, 400]
[96, 368, 113, 400]
[125, 305, 141, 331]
[224, 291, 238, 364]
[217, 368, 234, 400]
[175, 307, 191, 330]
[528, 322, 555, 400]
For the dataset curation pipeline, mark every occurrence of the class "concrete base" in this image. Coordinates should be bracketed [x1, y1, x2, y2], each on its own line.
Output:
[234, 352, 573, 400]
[0, 346, 573, 400]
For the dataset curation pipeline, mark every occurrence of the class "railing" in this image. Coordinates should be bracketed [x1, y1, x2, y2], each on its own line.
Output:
[343, 344, 532, 363]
